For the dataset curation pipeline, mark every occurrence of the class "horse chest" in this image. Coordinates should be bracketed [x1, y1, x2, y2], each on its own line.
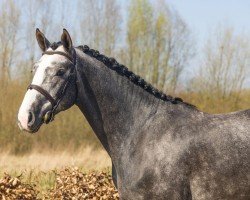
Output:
[116, 146, 190, 199]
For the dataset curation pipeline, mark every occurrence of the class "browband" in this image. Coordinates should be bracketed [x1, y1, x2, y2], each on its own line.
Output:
[42, 51, 73, 63]
[27, 49, 77, 124]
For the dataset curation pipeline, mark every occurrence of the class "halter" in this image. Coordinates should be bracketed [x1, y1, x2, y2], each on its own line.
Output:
[27, 49, 77, 124]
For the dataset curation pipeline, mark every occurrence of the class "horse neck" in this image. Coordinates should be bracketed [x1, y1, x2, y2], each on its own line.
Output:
[75, 51, 164, 156]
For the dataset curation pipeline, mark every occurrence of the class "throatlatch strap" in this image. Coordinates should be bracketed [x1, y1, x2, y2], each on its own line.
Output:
[27, 84, 56, 107]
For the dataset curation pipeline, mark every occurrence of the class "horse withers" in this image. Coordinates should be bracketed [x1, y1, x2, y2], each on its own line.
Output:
[18, 29, 250, 200]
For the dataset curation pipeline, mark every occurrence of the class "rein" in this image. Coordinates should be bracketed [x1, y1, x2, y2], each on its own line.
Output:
[27, 49, 77, 124]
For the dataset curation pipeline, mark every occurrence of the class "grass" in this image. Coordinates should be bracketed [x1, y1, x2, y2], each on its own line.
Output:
[0, 147, 111, 172]
[0, 79, 249, 198]
[0, 147, 111, 196]
[0, 80, 250, 155]
[0, 80, 102, 155]
[179, 89, 250, 114]
[0, 166, 114, 198]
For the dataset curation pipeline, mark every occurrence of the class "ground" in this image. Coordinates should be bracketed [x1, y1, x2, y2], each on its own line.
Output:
[0, 147, 118, 199]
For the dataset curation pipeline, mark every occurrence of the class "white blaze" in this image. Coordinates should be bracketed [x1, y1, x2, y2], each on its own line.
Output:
[18, 47, 68, 130]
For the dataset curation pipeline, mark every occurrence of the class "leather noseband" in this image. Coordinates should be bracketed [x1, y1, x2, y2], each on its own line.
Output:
[27, 49, 77, 124]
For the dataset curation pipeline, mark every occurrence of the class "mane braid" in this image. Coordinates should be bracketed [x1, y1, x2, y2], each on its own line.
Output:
[77, 45, 195, 108]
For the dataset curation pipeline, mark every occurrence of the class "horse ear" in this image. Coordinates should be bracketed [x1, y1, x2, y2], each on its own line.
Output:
[61, 29, 73, 51]
[36, 28, 50, 52]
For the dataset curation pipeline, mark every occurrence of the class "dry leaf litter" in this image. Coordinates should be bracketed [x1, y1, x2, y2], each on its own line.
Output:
[0, 173, 38, 200]
[0, 167, 119, 200]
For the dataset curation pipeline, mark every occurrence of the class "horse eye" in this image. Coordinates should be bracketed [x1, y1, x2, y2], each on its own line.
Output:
[55, 69, 65, 76]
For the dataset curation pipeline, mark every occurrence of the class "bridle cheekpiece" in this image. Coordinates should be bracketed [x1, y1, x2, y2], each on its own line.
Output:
[27, 49, 77, 124]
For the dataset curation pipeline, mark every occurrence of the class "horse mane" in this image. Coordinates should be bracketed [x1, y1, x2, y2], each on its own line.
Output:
[77, 45, 195, 108]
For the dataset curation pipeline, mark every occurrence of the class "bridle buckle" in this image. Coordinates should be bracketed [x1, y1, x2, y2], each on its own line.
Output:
[27, 49, 77, 124]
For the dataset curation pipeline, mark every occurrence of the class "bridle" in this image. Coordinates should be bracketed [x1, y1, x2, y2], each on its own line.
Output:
[27, 49, 77, 124]
[27, 48, 77, 124]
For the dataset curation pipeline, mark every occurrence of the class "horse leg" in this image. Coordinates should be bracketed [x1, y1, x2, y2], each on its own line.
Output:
[181, 180, 192, 200]
[112, 162, 118, 188]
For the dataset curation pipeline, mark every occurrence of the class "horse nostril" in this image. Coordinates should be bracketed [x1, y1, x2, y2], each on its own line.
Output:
[27, 111, 35, 127]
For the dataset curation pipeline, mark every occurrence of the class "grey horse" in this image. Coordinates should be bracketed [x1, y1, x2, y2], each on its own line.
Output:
[18, 29, 250, 200]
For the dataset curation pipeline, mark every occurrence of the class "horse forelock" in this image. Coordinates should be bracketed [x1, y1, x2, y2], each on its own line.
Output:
[50, 41, 62, 51]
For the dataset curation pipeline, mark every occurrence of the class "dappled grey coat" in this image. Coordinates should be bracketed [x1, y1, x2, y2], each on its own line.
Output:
[18, 29, 250, 200]
[75, 47, 250, 200]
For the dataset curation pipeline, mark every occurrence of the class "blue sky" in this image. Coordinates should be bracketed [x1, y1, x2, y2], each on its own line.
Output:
[163, 0, 250, 85]
[119, 0, 250, 47]
[5, 0, 249, 85]
[166, 0, 250, 47]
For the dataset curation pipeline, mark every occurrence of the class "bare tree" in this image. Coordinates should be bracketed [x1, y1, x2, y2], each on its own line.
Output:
[21, 0, 43, 79]
[17, 0, 58, 80]
[126, 0, 154, 76]
[195, 27, 250, 108]
[0, 0, 20, 131]
[0, 0, 20, 86]
[126, 0, 194, 93]
[77, 0, 121, 56]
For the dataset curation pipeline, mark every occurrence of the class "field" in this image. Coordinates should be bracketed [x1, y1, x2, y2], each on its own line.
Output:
[0, 0, 249, 199]
[1, 81, 250, 199]
[0, 148, 117, 199]
[0, 167, 119, 199]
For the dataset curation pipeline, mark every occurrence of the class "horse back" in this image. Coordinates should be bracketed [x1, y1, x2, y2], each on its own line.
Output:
[189, 109, 250, 199]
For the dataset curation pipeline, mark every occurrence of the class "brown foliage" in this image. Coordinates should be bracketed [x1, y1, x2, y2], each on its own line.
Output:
[179, 89, 250, 114]
[0, 80, 101, 155]
[0, 80, 249, 155]
[46, 167, 119, 200]
[0, 168, 119, 200]
[0, 0, 249, 155]
[0, 173, 39, 200]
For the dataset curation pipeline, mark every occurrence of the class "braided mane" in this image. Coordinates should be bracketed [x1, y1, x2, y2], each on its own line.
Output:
[77, 45, 195, 107]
